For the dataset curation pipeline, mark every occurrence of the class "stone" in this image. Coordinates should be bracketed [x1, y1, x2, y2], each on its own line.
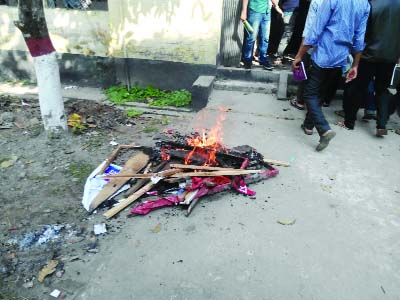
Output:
[0, 112, 14, 124]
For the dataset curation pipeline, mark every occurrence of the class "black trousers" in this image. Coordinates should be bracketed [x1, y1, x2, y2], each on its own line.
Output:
[344, 60, 396, 129]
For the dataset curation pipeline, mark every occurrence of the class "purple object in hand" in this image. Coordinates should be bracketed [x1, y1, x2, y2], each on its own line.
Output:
[293, 61, 308, 81]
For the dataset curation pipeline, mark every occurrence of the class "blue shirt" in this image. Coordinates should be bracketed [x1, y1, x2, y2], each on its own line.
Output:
[303, 0, 370, 68]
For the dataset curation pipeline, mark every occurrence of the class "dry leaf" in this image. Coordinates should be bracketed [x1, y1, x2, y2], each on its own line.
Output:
[152, 223, 161, 233]
[38, 260, 58, 282]
[277, 219, 296, 226]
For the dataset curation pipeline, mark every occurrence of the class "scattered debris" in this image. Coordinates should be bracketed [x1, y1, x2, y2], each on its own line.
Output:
[93, 223, 107, 235]
[277, 219, 296, 226]
[22, 280, 34, 289]
[38, 260, 59, 282]
[50, 289, 62, 298]
[152, 223, 162, 233]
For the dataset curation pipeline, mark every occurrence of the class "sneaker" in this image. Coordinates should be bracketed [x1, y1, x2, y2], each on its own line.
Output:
[316, 131, 336, 151]
[261, 60, 274, 71]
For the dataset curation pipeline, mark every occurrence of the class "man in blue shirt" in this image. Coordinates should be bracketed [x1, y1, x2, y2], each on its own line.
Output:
[292, 0, 370, 151]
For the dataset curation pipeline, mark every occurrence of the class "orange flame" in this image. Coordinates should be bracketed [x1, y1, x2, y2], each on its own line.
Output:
[184, 107, 227, 166]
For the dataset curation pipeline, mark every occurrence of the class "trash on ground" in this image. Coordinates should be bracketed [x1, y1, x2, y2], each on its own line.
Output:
[81, 162, 125, 211]
[93, 223, 107, 235]
[50, 289, 62, 298]
[277, 219, 297, 226]
[38, 260, 58, 282]
[152, 223, 162, 233]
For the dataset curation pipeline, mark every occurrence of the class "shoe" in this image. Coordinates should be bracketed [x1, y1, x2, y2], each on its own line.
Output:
[261, 60, 274, 71]
[301, 124, 313, 135]
[376, 128, 388, 137]
[362, 113, 377, 121]
[243, 61, 252, 70]
[316, 131, 336, 151]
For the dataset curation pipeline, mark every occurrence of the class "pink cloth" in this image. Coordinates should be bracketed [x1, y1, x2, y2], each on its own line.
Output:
[131, 196, 180, 215]
[232, 176, 256, 196]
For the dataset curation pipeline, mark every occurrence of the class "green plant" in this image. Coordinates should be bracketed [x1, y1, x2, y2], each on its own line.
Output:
[151, 90, 192, 107]
[66, 162, 94, 184]
[143, 126, 159, 134]
[161, 116, 170, 125]
[105, 85, 191, 107]
[126, 109, 143, 118]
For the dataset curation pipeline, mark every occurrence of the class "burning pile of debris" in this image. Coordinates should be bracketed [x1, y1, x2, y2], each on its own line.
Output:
[82, 128, 283, 219]
[83, 108, 287, 218]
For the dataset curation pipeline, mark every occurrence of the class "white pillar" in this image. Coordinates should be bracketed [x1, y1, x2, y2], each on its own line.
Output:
[34, 52, 67, 132]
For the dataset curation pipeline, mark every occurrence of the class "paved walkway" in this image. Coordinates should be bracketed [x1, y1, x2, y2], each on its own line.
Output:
[70, 90, 400, 300]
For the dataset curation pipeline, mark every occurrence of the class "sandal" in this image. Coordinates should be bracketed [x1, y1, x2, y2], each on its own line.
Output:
[336, 121, 354, 130]
[301, 124, 313, 135]
[290, 99, 305, 110]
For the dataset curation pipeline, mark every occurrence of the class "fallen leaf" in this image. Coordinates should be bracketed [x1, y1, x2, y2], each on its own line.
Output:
[152, 223, 161, 233]
[320, 184, 332, 193]
[277, 219, 296, 226]
[38, 260, 58, 282]
[1, 160, 14, 168]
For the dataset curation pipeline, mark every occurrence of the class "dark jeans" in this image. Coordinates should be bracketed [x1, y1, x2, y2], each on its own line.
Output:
[303, 60, 341, 135]
[343, 60, 396, 129]
[296, 52, 341, 106]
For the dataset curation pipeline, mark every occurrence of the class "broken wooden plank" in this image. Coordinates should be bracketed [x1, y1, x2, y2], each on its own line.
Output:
[263, 159, 290, 167]
[89, 152, 149, 212]
[103, 169, 182, 219]
[97, 144, 141, 175]
[171, 170, 261, 178]
[123, 162, 166, 197]
[169, 164, 236, 171]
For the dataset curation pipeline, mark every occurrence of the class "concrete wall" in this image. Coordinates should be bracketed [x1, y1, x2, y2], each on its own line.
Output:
[0, 0, 223, 65]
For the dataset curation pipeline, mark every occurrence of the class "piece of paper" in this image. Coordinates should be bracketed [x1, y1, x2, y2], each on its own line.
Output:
[50, 289, 61, 298]
[82, 162, 124, 211]
[93, 223, 107, 235]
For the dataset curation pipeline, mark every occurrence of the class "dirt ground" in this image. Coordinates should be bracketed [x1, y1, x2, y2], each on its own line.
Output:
[0, 94, 191, 299]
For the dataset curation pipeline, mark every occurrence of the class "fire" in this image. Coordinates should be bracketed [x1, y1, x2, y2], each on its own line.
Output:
[184, 107, 227, 166]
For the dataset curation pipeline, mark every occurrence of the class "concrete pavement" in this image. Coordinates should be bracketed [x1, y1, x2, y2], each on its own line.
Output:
[73, 90, 400, 300]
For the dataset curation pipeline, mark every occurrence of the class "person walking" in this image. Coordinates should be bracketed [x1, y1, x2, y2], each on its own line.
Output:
[292, 0, 370, 151]
[339, 0, 400, 137]
[241, 0, 283, 70]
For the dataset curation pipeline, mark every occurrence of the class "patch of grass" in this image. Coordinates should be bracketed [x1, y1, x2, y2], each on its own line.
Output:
[161, 116, 170, 125]
[143, 126, 159, 134]
[66, 162, 94, 184]
[126, 109, 143, 118]
[105, 85, 191, 107]
[151, 90, 191, 107]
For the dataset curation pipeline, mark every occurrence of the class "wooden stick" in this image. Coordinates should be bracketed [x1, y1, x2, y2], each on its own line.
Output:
[264, 159, 290, 167]
[171, 170, 261, 178]
[97, 144, 140, 175]
[103, 182, 155, 219]
[169, 164, 236, 171]
[102, 169, 261, 179]
[103, 169, 182, 219]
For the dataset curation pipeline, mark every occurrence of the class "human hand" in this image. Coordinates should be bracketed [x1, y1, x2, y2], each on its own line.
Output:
[346, 66, 358, 83]
[292, 56, 302, 71]
[276, 7, 284, 18]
